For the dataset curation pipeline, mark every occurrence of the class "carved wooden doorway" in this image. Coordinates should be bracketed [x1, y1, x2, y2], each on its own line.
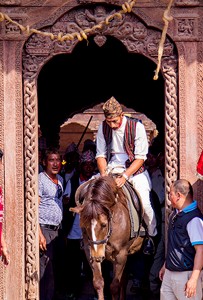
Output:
[23, 4, 178, 299]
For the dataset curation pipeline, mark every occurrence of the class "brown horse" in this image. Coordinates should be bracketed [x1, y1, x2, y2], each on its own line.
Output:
[70, 175, 144, 300]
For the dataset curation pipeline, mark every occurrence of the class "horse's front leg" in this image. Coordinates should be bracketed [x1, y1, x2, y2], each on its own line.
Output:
[110, 251, 128, 300]
[91, 261, 105, 300]
[119, 265, 128, 300]
[83, 238, 105, 300]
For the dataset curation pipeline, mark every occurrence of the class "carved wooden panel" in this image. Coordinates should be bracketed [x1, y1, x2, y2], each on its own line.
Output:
[0, 13, 28, 40]
[174, 14, 199, 41]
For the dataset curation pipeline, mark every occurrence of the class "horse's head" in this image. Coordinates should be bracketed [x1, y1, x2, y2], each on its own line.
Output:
[71, 204, 110, 263]
[84, 211, 112, 263]
[72, 176, 121, 263]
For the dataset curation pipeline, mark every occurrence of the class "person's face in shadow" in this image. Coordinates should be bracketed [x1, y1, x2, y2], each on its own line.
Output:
[80, 161, 95, 180]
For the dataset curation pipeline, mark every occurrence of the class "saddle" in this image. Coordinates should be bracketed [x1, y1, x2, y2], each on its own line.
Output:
[122, 180, 147, 238]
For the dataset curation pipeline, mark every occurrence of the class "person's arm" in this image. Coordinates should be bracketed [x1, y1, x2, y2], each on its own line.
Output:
[0, 234, 10, 266]
[95, 123, 108, 176]
[96, 157, 108, 176]
[184, 244, 203, 298]
[159, 262, 166, 281]
[39, 226, 47, 251]
[38, 195, 46, 251]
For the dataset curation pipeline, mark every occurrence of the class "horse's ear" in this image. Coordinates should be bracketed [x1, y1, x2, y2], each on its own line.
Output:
[75, 179, 94, 205]
[69, 206, 83, 214]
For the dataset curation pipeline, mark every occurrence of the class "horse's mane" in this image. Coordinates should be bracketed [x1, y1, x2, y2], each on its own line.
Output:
[80, 175, 127, 228]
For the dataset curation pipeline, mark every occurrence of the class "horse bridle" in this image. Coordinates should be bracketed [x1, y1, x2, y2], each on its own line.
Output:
[88, 215, 113, 246]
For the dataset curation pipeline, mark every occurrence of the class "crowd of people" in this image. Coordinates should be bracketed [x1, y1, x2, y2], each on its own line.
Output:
[1, 96, 203, 300]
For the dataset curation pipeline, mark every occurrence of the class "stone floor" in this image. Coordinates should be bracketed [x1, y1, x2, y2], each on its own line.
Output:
[77, 277, 160, 300]
[55, 275, 160, 300]
[54, 246, 161, 300]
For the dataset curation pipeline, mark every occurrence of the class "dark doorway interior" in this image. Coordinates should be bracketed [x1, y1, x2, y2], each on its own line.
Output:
[38, 35, 164, 153]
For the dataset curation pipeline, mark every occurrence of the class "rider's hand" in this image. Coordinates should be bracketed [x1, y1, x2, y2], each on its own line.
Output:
[115, 175, 126, 188]
[101, 172, 108, 177]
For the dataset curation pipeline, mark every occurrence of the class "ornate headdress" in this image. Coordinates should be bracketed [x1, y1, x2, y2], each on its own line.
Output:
[80, 150, 95, 163]
[102, 96, 123, 118]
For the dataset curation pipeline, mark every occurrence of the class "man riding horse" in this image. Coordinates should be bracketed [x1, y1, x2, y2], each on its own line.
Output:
[95, 96, 157, 255]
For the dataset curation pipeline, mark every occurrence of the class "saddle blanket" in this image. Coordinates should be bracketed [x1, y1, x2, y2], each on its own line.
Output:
[122, 183, 146, 238]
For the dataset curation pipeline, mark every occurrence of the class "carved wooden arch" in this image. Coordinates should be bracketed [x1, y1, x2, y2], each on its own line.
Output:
[22, 4, 178, 299]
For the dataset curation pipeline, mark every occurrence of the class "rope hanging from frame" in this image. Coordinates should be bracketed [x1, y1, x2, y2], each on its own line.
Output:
[153, 0, 174, 80]
[0, 0, 174, 79]
[0, 0, 137, 41]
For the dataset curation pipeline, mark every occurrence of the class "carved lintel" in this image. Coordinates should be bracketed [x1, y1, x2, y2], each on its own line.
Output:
[175, 0, 199, 6]
[77, 0, 120, 3]
[77, 0, 95, 3]
[0, 0, 21, 5]
[25, 32, 52, 56]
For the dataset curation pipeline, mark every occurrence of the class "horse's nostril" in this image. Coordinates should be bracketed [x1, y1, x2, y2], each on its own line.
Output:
[96, 257, 102, 262]
[93, 256, 105, 263]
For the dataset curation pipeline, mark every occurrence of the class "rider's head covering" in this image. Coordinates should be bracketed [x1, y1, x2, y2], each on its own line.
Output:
[65, 142, 78, 154]
[80, 150, 95, 164]
[82, 139, 96, 154]
[103, 96, 123, 119]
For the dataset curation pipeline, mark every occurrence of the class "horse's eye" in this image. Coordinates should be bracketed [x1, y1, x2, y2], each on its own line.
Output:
[101, 223, 106, 228]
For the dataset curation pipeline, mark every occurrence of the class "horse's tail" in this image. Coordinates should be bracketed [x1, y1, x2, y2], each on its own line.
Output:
[75, 179, 94, 206]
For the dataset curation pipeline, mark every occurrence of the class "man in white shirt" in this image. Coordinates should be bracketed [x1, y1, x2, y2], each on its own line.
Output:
[95, 96, 157, 255]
